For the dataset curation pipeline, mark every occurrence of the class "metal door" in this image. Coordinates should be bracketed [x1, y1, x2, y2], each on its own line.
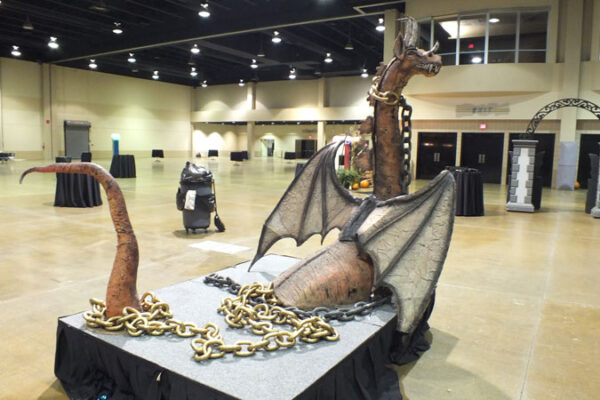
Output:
[416, 132, 457, 180]
[64, 120, 90, 159]
[461, 133, 504, 184]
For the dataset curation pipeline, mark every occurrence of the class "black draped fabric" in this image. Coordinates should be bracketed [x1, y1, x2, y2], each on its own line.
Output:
[446, 167, 484, 216]
[208, 150, 219, 157]
[284, 151, 296, 160]
[54, 173, 102, 207]
[151, 149, 164, 158]
[110, 155, 136, 178]
[230, 151, 244, 161]
[54, 298, 439, 400]
[585, 154, 599, 213]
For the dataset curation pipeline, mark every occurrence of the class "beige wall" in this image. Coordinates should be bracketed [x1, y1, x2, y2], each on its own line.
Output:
[192, 123, 243, 156]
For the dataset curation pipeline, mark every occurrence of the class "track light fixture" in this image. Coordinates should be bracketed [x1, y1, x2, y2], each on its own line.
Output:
[152, 70, 159, 80]
[11, 46, 21, 57]
[324, 52, 333, 63]
[198, 2, 210, 18]
[201, 80, 208, 88]
[250, 58, 258, 69]
[89, 59, 98, 69]
[190, 67, 198, 77]
[257, 40, 265, 57]
[23, 16, 34, 31]
[191, 44, 200, 54]
[361, 68, 368, 78]
[128, 53, 136, 63]
[238, 79, 245, 87]
[48, 36, 59, 49]
[289, 67, 297, 80]
[112, 22, 123, 34]
[376, 18, 385, 32]
[272, 31, 282, 44]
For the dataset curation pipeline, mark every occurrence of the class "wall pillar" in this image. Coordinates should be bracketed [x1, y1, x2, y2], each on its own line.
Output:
[246, 82, 257, 159]
[41, 64, 53, 160]
[383, 9, 399, 63]
[0, 59, 4, 151]
[317, 78, 327, 149]
[317, 121, 326, 149]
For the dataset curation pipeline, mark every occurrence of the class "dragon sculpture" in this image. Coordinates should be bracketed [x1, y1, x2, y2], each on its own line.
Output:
[20, 18, 454, 336]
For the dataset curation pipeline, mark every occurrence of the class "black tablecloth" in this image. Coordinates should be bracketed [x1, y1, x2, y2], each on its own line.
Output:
[151, 149, 164, 158]
[55, 173, 102, 207]
[284, 151, 296, 160]
[208, 150, 219, 157]
[230, 151, 244, 162]
[55, 296, 435, 400]
[110, 155, 136, 178]
[446, 167, 484, 216]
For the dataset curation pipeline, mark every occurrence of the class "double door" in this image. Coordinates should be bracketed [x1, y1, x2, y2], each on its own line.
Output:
[416, 132, 457, 180]
[460, 133, 504, 184]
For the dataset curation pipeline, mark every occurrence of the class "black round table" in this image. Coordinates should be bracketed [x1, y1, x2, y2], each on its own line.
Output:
[445, 167, 484, 216]
[109, 154, 136, 178]
[55, 173, 102, 207]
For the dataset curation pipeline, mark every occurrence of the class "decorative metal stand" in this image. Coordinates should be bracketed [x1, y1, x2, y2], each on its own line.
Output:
[506, 140, 538, 213]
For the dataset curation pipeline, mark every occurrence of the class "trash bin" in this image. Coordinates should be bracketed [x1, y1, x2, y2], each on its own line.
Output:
[176, 162, 225, 234]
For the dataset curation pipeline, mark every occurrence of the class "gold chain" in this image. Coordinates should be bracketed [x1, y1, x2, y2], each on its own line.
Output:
[83, 283, 339, 361]
[368, 76, 402, 106]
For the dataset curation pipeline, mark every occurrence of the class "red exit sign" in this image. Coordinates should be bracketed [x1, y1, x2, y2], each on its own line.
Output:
[479, 123, 487, 130]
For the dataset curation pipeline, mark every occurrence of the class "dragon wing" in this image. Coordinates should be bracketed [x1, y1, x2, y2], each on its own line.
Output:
[250, 141, 361, 268]
[356, 171, 456, 333]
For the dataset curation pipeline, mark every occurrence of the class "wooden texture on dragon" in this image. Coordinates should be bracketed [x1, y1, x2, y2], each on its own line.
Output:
[250, 19, 455, 334]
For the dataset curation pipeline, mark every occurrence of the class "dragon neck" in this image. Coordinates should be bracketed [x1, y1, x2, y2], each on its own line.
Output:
[20, 163, 140, 317]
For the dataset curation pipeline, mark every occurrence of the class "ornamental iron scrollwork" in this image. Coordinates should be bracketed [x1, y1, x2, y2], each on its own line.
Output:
[522, 98, 600, 138]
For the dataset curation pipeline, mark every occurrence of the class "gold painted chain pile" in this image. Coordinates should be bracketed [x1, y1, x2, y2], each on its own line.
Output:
[83, 283, 339, 361]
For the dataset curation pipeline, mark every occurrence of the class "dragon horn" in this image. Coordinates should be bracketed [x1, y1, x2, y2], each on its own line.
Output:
[402, 17, 418, 48]
[20, 162, 141, 317]
[427, 41, 440, 55]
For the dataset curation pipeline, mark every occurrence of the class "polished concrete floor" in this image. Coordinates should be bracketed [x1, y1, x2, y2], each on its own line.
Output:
[0, 156, 599, 400]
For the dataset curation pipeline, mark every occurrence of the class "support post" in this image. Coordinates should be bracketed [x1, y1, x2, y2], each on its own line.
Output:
[506, 139, 538, 213]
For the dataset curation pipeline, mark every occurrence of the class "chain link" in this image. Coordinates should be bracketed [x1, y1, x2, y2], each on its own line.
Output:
[204, 274, 392, 322]
[400, 101, 413, 194]
[83, 282, 339, 361]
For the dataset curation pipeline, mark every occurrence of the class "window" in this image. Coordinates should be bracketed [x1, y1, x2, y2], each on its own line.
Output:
[419, 8, 548, 66]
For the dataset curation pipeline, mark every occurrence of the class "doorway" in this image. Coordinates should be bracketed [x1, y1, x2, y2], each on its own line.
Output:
[460, 133, 504, 184]
[577, 134, 600, 188]
[507, 133, 555, 187]
[416, 132, 457, 180]
[295, 139, 317, 159]
[64, 120, 90, 159]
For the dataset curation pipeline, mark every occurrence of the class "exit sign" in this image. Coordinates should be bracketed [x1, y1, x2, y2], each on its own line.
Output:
[479, 123, 487, 130]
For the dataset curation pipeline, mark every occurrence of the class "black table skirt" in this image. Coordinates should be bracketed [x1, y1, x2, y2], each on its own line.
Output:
[55, 298, 434, 400]
[447, 167, 484, 216]
[55, 173, 102, 207]
[110, 155, 136, 178]
[284, 151, 296, 160]
[151, 149, 164, 158]
[230, 151, 244, 162]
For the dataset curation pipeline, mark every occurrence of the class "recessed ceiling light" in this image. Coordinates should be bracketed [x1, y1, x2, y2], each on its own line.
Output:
[361, 68, 368, 78]
[11, 46, 21, 57]
[489, 17, 500, 23]
[238, 79, 245, 87]
[152, 70, 159, 80]
[112, 22, 123, 34]
[376, 18, 385, 32]
[190, 67, 198, 77]
[198, 2, 210, 18]
[324, 52, 333, 63]
[471, 56, 482, 64]
[128, 53, 136, 63]
[250, 58, 258, 69]
[48, 36, 59, 49]
[272, 31, 282, 44]
[89, 59, 97, 69]
[201, 80, 208, 88]
[289, 67, 296, 79]
[23, 16, 34, 31]
[191, 44, 200, 54]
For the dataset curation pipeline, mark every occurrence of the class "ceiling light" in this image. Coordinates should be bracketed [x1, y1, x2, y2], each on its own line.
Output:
[89, 0, 108, 12]
[344, 38, 354, 51]
[250, 58, 258, 69]
[128, 53, 136, 63]
[471, 56, 482, 64]
[48, 36, 59, 49]
[272, 31, 282, 44]
[23, 16, 34, 31]
[201, 80, 208, 88]
[376, 18, 385, 32]
[190, 67, 198, 77]
[198, 2, 210, 18]
[238, 79, 245, 87]
[324, 52, 333, 63]
[361, 68, 368, 78]
[289, 67, 297, 80]
[112, 22, 123, 34]
[152, 70, 159, 80]
[489, 17, 500, 23]
[89, 59, 97, 69]
[11, 46, 21, 57]
[191, 44, 200, 54]
[257, 42, 265, 57]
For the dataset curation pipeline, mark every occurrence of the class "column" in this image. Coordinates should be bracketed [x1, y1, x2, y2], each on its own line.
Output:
[506, 140, 538, 213]
[0, 59, 4, 151]
[246, 82, 256, 159]
[317, 78, 327, 149]
[383, 9, 399, 63]
[41, 64, 54, 160]
[557, 0, 584, 190]
[317, 121, 326, 149]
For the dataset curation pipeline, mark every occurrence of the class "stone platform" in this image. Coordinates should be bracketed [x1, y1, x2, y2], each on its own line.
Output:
[55, 255, 402, 399]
